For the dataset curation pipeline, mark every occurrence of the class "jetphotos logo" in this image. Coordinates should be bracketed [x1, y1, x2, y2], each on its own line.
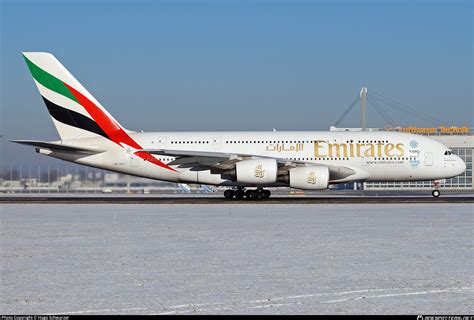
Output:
[254, 164, 265, 178]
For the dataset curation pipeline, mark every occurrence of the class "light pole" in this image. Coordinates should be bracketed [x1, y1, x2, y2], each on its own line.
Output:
[48, 165, 50, 194]
[57, 165, 60, 193]
[38, 165, 41, 194]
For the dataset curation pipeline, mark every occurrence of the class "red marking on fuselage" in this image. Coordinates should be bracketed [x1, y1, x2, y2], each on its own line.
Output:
[64, 83, 176, 172]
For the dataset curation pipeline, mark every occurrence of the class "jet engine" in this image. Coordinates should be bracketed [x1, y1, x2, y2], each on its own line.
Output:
[288, 166, 329, 190]
[235, 159, 278, 184]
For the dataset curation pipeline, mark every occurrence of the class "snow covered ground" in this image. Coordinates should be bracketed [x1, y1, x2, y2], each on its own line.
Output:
[1, 203, 472, 314]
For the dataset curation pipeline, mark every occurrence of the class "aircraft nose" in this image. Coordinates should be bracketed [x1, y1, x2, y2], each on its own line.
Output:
[456, 155, 466, 175]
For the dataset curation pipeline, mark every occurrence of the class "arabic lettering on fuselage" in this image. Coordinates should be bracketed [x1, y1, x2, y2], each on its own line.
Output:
[265, 143, 305, 152]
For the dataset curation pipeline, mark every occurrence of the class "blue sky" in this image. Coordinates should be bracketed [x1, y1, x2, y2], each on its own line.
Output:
[0, 0, 472, 168]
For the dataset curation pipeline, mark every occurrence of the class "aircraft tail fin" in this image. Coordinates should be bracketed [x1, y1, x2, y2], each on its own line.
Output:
[22, 52, 129, 141]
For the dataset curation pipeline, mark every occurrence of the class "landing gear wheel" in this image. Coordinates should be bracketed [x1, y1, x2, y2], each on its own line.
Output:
[224, 189, 235, 199]
[246, 190, 259, 200]
[261, 189, 271, 199]
[235, 189, 245, 200]
[432, 181, 441, 198]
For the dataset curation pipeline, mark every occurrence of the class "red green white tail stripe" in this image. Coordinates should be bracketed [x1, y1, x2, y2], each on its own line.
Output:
[23, 52, 176, 172]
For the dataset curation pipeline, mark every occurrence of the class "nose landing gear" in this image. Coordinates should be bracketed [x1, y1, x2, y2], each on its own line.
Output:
[223, 187, 271, 200]
[432, 181, 440, 198]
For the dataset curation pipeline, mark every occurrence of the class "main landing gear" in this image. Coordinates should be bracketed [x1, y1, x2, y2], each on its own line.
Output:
[432, 181, 441, 198]
[224, 187, 271, 200]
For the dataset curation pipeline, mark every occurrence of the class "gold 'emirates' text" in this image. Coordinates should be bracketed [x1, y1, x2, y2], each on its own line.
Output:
[313, 141, 405, 158]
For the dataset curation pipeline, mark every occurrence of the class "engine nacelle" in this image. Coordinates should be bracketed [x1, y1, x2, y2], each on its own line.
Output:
[236, 159, 278, 184]
[289, 166, 329, 190]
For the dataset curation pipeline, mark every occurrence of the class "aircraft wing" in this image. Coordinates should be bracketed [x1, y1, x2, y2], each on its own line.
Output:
[139, 148, 358, 181]
[11, 140, 106, 154]
[140, 148, 254, 171]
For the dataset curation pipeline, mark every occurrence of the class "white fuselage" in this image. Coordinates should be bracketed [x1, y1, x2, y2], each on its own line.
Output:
[46, 130, 466, 188]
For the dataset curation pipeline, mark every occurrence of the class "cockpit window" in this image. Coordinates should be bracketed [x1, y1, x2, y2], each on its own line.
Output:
[444, 151, 453, 155]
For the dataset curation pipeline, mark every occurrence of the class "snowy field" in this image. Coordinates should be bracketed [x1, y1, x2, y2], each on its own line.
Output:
[1, 203, 473, 314]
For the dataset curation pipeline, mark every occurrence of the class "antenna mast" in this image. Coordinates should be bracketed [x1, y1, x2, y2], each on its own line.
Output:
[360, 87, 367, 130]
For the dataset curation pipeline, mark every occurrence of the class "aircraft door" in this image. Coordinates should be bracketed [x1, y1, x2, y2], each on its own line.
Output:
[424, 152, 433, 166]
[157, 136, 167, 149]
[361, 156, 370, 166]
[127, 147, 140, 167]
[130, 156, 139, 167]
[213, 136, 222, 150]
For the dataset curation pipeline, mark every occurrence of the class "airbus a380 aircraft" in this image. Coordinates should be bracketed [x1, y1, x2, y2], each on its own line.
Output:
[13, 52, 466, 199]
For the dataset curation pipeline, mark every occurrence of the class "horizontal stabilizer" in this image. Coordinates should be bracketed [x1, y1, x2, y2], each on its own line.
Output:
[11, 140, 105, 154]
